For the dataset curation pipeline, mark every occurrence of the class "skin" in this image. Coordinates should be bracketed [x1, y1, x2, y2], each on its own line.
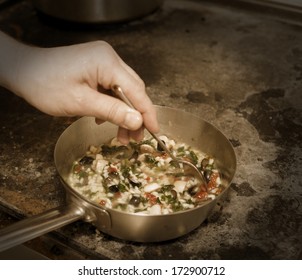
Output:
[0, 31, 159, 143]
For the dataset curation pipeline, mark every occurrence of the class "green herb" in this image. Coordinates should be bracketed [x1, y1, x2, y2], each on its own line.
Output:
[186, 199, 194, 205]
[188, 150, 198, 165]
[121, 165, 131, 178]
[101, 145, 128, 156]
[140, 139, 155, 146]
[177, 146, 186, 157]
[118, 183, 127, 192]
[78, 171, 88, 178]
[171, 201, 184, 212]
[160, 184, 174, 192]
[144, 154, 158, 165]
[170, 160, 180, 168]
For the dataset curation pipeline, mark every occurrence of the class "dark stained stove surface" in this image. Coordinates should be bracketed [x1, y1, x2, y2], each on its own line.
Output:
[0, 0, 301, 259]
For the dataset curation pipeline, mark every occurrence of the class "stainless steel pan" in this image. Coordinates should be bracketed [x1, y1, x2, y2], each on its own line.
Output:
[0, 106, 236, 252]
[33, 0, 163, 23]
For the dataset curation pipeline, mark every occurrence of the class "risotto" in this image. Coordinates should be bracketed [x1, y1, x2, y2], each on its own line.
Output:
[68, 135, 223, 215]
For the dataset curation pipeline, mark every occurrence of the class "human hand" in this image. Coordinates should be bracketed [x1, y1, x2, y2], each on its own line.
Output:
[1, 35, 158, 143]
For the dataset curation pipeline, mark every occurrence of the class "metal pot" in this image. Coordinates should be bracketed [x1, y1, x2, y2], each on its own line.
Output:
[33, 0, 163, 23]
[0, 106, 236, 252]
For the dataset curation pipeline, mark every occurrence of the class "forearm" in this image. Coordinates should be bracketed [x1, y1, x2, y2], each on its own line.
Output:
[0, 31, 30, 93]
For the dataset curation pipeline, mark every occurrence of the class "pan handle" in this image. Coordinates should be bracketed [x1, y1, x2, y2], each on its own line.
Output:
[0, 203, 85, 252]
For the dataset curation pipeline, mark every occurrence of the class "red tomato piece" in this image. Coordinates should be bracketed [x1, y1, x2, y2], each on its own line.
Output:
[73, 164, 82, 174]
[114, 192, 121, 199]
[108, 166, 118, 173]
[207, 173, 219, 190]
[99, 200, 106, 206]
[195, 191, 208, 200]
[145, 193, 157, 205]
[161, 153, 169, 159]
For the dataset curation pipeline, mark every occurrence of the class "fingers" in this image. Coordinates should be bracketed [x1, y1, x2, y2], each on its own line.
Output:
[110, 70, 159, 134]
[98, 46, 159, 134]
[95, 118, 144, 144]
[117, 126, 144, 144]
[82, 88, 143, 130]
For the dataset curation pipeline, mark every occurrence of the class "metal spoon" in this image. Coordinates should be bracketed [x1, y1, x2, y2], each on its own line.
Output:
[111, 85, 207, 191]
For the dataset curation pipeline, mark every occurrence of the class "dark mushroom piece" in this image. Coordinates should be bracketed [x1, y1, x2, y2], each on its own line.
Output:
[129, 196, 141, 207]
[129, 177, 141, 188]
[170, 189, 178, 200]
[201, 158, 209, 169]
[157, 140, 166, 152]
[104, 171, 120, 187]
[188, 185, 201, 196]
[108, 185, 120, 193]
[79, 156, 94, 165]
[140, 144, 156, 154]
[203, 169, 212, 183]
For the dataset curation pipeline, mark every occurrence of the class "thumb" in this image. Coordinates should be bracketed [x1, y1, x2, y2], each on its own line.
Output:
[80, 87, 143, 130]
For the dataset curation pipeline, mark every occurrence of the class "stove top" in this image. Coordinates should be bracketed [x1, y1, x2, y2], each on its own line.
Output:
[0, 0, 301, 259]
